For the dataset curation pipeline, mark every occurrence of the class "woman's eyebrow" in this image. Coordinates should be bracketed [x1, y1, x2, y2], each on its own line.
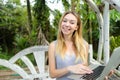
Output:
[63, 18, 76, 22]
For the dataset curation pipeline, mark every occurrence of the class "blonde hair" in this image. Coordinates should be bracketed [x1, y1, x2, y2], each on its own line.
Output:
[56, 11, 87, 63]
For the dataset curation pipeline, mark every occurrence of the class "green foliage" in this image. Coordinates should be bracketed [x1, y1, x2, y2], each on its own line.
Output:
[110, 9, 120, 21]
[13, 29, 38, 52]
[0, 53, 11, 60]
[88, 11, 96, 20]
[109, 6, 120, 54]
[110, 11, 120, 34]
[15, 59, 27, 68]
[33, 0, 56, 43]
[8, 0, 21, 5]
[14, 34, 29, 51]
[0, 46, 11, 60]
[53, 10, 62, 30]
[0, 28, 15, 52]
[110, 9, 120, 37]
[110, 36, 120, 53]
[51, 10, 62, 41]
[28, 29, 38, 45]
[33, 0, 50, 28]
[110, 20, 120, 36]
[93, 0, 101, 5]
[0, 1, 28, 53]
[62, 0, 70, 11]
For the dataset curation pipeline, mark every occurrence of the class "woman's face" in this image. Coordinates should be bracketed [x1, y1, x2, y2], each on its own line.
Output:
[61, 13, 78, 36]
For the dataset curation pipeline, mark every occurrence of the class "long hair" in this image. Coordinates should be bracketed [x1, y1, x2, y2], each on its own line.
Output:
[56, 11, 87, 63]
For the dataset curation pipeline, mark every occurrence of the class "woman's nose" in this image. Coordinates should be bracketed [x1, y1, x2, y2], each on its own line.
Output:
[65, 22, 70, 27]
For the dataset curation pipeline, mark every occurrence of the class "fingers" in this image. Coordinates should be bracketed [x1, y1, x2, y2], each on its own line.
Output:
[69, 64, 93, 74]
[104, 76, 108, 80]
[80, 66, 93, 74]
[80, 64, 93, 73]
[108, 70, 114, 76]
[104, 70, 115, 80]
[78, 67, 93, 74]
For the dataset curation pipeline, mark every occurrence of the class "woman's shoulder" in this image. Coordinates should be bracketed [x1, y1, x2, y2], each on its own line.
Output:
[49, 40, 57, 48]
[83, 39, 88, 46]
[83, 39, 89, 50]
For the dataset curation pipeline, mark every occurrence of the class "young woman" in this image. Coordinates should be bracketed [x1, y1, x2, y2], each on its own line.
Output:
[48, 11, 93, 80]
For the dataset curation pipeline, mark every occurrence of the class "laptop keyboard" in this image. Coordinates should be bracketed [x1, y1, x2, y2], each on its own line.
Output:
[81, 65, 105, 80]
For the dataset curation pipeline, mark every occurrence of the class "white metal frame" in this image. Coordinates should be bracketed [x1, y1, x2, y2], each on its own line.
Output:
[85, 0, 120, 64]
[105, 0, 120, 12]
[0, 46, 55, 80]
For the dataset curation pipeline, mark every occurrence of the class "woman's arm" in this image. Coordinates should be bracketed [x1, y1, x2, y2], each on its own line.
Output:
[84, 40, 89, 66]
[48, 41, 69, 78]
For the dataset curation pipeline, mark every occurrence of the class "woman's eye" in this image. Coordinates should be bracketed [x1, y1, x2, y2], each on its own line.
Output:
[63, 20, 67, 22]
[70, 22, 75, 24]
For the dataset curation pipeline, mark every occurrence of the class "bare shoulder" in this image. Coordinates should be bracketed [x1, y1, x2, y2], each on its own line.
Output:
[48, 41, 56, 54]
[83, 39, 89, 47]
[49, 41, 56, 49]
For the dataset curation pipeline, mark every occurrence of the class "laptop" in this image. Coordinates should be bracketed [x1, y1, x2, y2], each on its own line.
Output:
[68, 47, 120, 80]
[81, 65, 105, 80]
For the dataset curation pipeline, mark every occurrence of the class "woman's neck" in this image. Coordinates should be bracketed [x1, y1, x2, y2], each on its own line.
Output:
[64, 34, 73, 42]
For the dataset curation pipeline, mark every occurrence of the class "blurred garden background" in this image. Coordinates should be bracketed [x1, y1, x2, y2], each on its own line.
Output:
[0, 0, 120, 70]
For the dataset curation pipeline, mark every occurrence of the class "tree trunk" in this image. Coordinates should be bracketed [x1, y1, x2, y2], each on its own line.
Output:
[71, 0, 76, 11]
[26, 0, 33, 33]
[87, 5, 92, 44]
[37, 26, 49, 45]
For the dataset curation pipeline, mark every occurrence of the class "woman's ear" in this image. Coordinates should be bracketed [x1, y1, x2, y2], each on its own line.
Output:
[75, 25, 78, 30]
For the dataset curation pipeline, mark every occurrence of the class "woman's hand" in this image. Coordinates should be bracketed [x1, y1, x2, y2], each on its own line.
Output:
[67, 64, 93, 75]
[104, 70, 115, 80]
